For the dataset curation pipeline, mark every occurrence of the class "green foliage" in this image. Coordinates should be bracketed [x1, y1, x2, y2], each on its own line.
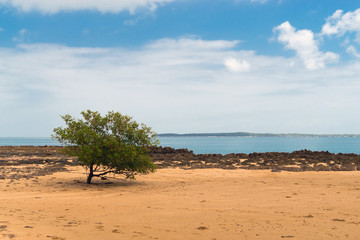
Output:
[52, 110, 158, 184]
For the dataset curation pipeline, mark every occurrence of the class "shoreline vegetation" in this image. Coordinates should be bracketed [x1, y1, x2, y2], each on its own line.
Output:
[1, 145, 360, 181]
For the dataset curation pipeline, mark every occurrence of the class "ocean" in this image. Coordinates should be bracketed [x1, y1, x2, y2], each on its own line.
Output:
[1, 136, 360, 154]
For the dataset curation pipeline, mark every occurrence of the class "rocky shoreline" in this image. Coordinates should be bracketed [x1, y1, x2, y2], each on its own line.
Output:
[150, 146, 360, 171]
[1, 146, 360, 180]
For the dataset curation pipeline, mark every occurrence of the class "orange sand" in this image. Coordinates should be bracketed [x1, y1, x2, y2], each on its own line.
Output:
[1, 167, 360, 239]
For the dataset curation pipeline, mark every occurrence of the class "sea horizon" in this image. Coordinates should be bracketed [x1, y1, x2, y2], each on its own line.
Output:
[3, 131, 360, 138]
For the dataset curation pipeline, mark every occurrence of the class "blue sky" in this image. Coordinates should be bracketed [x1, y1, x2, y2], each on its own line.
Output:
[1, 0, 360, 136]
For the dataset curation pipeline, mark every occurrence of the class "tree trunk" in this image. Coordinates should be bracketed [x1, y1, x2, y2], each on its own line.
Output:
[86, 164, 94, 184]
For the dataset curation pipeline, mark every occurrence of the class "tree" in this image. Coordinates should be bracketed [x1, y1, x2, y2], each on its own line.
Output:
[52, 110, 158, 184]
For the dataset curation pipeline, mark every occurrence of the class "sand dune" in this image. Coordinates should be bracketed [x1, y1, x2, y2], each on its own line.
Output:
[1, 167, 360, 239]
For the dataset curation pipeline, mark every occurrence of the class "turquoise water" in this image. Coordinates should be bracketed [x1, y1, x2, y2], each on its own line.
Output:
[0, 137, 60, 146]
[158, 136, 360, 154]
[1, 137, 360, 154]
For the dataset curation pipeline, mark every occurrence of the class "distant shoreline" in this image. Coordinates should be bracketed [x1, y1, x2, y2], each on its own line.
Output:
[2, 133, 360, 138]
[157, 132, 360, 138]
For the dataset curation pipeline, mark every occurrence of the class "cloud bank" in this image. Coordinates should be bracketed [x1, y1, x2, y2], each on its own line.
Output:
[1, 9, 360, 136]
[0, 0, 278, 14]
[1, 38, 360, 136]
[224, 58, 251, 72]
[0, 0, 174, 13]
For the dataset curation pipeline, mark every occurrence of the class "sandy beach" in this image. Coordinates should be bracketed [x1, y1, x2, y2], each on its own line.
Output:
[1, 165, 360, 240]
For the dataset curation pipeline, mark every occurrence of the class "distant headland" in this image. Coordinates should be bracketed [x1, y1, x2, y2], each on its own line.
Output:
[158, 132, 360, 137]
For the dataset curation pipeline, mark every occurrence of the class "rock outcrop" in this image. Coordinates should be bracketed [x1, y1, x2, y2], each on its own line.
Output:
[1, 146, 360, 181]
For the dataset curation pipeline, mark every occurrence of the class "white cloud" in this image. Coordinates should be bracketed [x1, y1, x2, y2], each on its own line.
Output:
[322, 9, 360, 39]
[0, 38, 360, 136]
[0, 0, 174, 14]
[147, 38, 240, 50]
[346, 45, 360, 58]
[224, 57, 251, 72]
[275, 21, 338, 70]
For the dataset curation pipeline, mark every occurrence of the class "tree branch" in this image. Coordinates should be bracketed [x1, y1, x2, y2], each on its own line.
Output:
[93, 171, 117, 177]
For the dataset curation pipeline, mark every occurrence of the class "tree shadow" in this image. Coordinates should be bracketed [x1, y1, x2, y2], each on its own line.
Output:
[52, 176, 147, 191]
